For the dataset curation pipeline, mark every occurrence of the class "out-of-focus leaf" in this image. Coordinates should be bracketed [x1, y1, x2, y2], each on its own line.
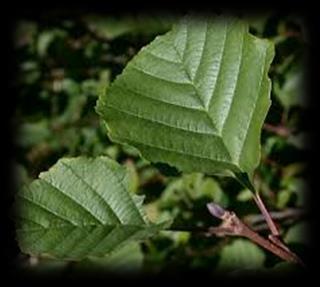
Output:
[217, 239, 265, 270]
[60, 78, 81, 95]
[37, 29, 66, 57]
[284, 221, 309, 245]
[17, 120, 51, 148]
[281, 176, 307, 207]
[121, 144, 141, 157]
[105, 145, 120, 160]
[276, 189, 292, 209]
[282, 163, 305, 179]
[273, 62, 305, 109]
[124, 160, 140, 193]
[161, 173, 228, 207]
[19, 61, 41, 84]
[236, 188, 253, 202]
[81, 79, 99, 97]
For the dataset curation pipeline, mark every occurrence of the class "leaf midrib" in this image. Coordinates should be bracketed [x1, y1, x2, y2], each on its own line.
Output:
[168, 22, 236, 166]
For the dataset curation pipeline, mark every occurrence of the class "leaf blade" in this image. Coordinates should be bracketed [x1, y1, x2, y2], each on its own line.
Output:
[97, 15, 274, 183]
[16, 157, 169, 260]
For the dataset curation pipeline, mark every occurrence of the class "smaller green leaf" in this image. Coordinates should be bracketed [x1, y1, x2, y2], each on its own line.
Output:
[281, 175, 307, 207]
[16, 157, 170, 260]
[19, 61, 40, 84]
[276, 189, 292, 209]
[37, 29, 66, 57]
[273, 61, 305, 109]
[17, 120, 51, 148]
[284, 221, 309, 245]
[236, 189, 253, 202]
[161, 173, 228, 207]
[104, 145, 120, 160]
[124, 160, 140, 193]
[217, 239, 265, 270]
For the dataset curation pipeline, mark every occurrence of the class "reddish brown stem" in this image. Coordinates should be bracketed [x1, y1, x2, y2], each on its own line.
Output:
[253, 192, 280, 237]
[252, 193, 298, 254]
[206, 203, 304, 266]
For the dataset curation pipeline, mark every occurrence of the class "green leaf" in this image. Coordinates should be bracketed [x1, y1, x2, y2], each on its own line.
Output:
[97, 15, 274, 187]
[273, 61, 305, 109]
[37, 29, 66, 57]
[276, 189, 292, 209]
[161, 173, 228, 207]
[16, 157, 169, 260]
[284, 221, 309, 245]
[236, 188, 253, 202]
[17, 120, 51, 148]
[217, 239, 265, 270]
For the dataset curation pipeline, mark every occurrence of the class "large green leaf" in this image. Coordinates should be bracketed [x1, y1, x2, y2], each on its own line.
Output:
[97, 15, 274, 186]
[16, 157, 169, 260]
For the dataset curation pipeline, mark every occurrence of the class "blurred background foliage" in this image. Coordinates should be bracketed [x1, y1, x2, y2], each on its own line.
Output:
[13, 12, 309, 276]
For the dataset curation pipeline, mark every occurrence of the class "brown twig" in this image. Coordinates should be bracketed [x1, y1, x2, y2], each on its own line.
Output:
[206, 203, 305, 266]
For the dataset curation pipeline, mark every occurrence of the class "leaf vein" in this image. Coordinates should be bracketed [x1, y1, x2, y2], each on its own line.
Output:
[114, 136, 236, 168]
[59, 161, 122, 224]
[220, 30, 245, 132]
[17, 194, 77, 225]
[106, 104, 217, 136]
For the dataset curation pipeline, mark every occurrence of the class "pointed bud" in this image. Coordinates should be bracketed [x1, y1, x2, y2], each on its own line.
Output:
[207, 202, 226, 219]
